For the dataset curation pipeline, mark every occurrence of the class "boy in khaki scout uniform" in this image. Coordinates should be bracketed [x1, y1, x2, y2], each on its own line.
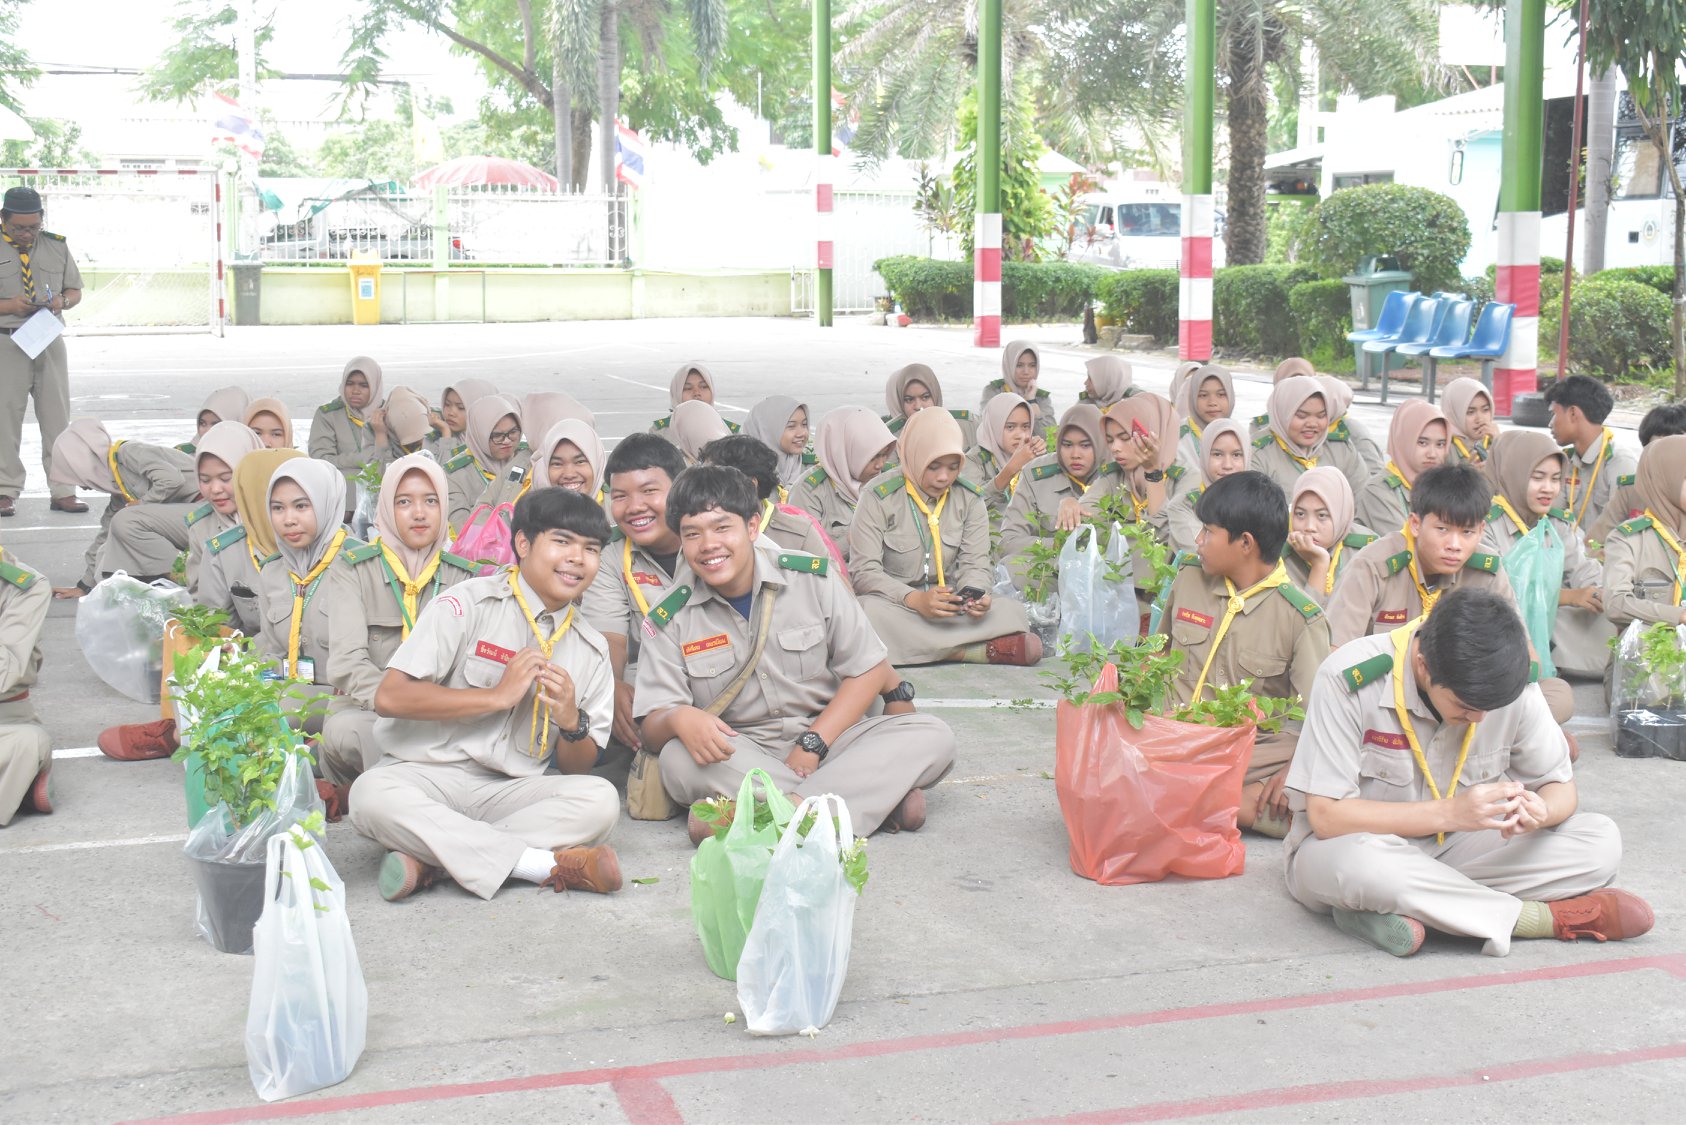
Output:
[1545, 374, 1637, 531]
[636, 466, 956, 837]
[1284, 589, 1651, 957]
[1160, 472, 1330, 836]
[699, 433, 844, 574]
[0, 186, 86, 517]
[0, 542, 52, 825]
[350, 488, 622, 902]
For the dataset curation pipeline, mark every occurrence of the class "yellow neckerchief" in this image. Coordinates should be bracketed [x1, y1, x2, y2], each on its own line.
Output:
[623, 537, 654, 618]
[1324, 539, 1347, 596]
[1400, 523, 1451, 617]
[106, 441, 137, 503]
[904, 482, 950, 587]
[1452, 434, 1490, 462]
[514, 472, 534, 500]
[1384, 459, 1411, 493]
[1390, 619, 1478, 845]
[1065, 471, 1091, 495]
[1492, 494, 1533, 537]
[285, 528, 347, 678]
[758, 498, 778, 534]
[1273, 433, 1318, 472]
[1641, 508, 1686, 605]
[777, 484, 790, 504]
[1186, 416, 1204, 440]
[1566, 428, 1614, 526]
[378, 542, 442, 639]
[1122, 480, 1148, 523]
[1189, 562, 1290, 701]
[2, 229, 35, 300]
[507, 570, 576, 758]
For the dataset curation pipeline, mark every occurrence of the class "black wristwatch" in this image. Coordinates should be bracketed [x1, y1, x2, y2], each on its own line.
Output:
[558, 710, 593, 742]
[881, 680, 917, 705]
[1142, 468, 1165, 482]
[797, 730, 829, 761]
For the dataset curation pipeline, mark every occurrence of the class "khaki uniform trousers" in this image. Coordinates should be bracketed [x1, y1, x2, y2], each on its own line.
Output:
[0, 335, 73, 501]
[0, 699, 50, 827]
[860, 595, 1029, 666]
[348, 759, 619, 900]
[99, 503, 196, 583]
[1286, 811, 1621, 957]
[319, 702, 380, 787]
[658, 713, 956, 835]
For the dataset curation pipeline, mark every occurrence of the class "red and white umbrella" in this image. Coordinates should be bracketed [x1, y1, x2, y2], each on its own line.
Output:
[413, 155, 560, 191]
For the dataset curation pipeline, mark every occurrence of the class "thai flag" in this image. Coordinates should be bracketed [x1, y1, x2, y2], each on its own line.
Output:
[831, 90, 858, 157]
[209, 92, 265, 160]
[615, 121, 645, 189]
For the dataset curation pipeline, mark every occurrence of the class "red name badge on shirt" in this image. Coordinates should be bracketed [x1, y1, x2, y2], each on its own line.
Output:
[475, 640, 516, 665]
[1364, 729, 1409, 751]
[632, 571, 666, 587]
[1174, 607, 1214, 629]
[1375, 609, 1410, 625]
[682, 634, 731, 658]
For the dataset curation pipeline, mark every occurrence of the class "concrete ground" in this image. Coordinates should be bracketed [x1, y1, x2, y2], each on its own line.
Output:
[0, 317, 1677, 1124]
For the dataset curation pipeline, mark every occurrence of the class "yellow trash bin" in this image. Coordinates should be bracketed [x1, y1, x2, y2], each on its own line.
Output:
[348, 249, 383, 325]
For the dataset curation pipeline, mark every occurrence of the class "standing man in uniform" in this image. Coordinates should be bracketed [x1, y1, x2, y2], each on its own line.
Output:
[0, 187, 87, 517]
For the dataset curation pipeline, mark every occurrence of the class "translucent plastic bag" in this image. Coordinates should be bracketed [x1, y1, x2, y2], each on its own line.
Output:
[449, 501, 516, 575]
[1058, 524, 1138, 653]
[246, 831, 367, 1102]
[690, 769, 797, 980]
[75, 572, 191, 703]
[1609, 621, 1686, 761]
[350, 480, 379, 541]
[995, 563, 1059, 648]
[1054, 663, 1252, 885]
[1501, 518, 1564, 678]
[736, 794, 860, 1036]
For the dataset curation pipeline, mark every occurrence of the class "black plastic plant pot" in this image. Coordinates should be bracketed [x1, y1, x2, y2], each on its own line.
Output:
[187, 854, 267, 954]
[1614, 709, 1686, 761]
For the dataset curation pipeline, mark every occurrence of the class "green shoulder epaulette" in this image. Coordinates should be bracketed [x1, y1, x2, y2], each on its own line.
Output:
[1465, 550, 1500, 574]
[1528, 659, 1541, 684]
[1164, 463, 1185, 482]
[444, 450, 475, 473]
[40, 231, 65, 242]
[0, 560, 38, 589]
[183, 501, 216, 528]
[1343, 530, 1378, 549]
[1615, 515, 1654, 536]
[1618, 473, 1636, 487]
[778, 551, 829, 576]
[1277, 583, 1322, 619]
[1179, 421, 1195, 439]
[948, 408, 973, 421]
[872, 473, 907, 499]
[440, 551, 476, 572]
[652, 415, 672, 431]
[608, 525, 626, 543]
[1328, 418, 1352, 442]
[175, 441, 197, 456]
[1252, 432, 1274, 450]
[207, 525, 247, 555]
[1095, 461, 1121, 480]
[320, 398, 345, 414]
[1252, 412, 1270, 429]
[341, 540, 382, 565]
[886, 415, 907, 435]
[1384, 550, 1413, 576]
[954, 475, 983, 497]
[1029, 462, 1063, 481]
[986, 378, 1007, 392]
[1486, 501, 1505, 522]
[802, 451, 818, 465]
[802, 465, 830, 490]
[727, 420, 742, 433]
[1174, 549, 1202, 568]
[1384, 472, 1407, 491]
[1342, 652, 1394, 692]
[646, 584, 691, 628]
[1546, 507, 1570, 522]
[258, 551, 281, 566]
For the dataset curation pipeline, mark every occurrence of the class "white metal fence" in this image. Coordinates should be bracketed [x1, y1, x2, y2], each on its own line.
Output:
[782, 189, 942, 315]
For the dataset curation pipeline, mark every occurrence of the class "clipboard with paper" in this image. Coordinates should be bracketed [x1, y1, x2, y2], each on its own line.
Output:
[9, 307, 62, 360]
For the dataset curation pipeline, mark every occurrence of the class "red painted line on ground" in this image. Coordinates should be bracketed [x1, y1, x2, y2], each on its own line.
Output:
[1003, 1041, 1686, 1124]
[611, 1076, 685, 1125]
[119, 953, 1686, 1125]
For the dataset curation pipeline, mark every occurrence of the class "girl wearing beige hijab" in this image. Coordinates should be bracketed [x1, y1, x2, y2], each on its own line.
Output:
[1173, 363, 1236, 471]
[253, 459, 350, 726]
[1284, 467, 1376, 605]
[1480, 429, 1611, 679]
[47, 419, 199, 597]
[318, 452, 477, 787]
[531, 419, 607, 502]
[1442, 377, 1500, 467]
[183, 386, 251, 453]
[884, 363, 980, 449]
[981, 341, 1056, 430]
[1080, 356, 1134, 409]
[1315, 375, 1385, 474]
[441, 378, 497, 446]
[309, 356, 387, 477]
[1100, 393, 1178, 523]
[444, 394, 524, 529]
[965, 390, 1045, 517]
[1603, 434, 1686, 628]
[243, 398, 294, 449]
[670, 399, 731, 465]
[744, 395, 809, 490]
[1166, 360, 1201, 416]
[184, 420, 265, 617]
[382, 385, 446, 460]
[1166, 417, 1251, 554]
[651, 362, 737, 442]
[997, 404, 1113, 592]
[787, 405, 897, 561]
[1356, 399, 1449, 533]
[849, 408, 1040, 666]
[1251, 376, 1369, 500]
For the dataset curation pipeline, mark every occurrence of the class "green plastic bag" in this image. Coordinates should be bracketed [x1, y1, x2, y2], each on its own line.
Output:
[689, 769, 796, 981]
[1501, 518, 1564, 679]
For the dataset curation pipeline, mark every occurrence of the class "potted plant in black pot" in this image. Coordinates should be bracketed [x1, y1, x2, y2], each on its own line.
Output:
[1610, 622, 1686, 761]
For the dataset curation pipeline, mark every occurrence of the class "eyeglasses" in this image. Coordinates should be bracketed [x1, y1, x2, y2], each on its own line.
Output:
[490, 426, 521, 444]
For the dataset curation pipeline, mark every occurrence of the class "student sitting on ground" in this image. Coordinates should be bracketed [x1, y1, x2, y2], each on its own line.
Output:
[848, 408, 1040, 666]
[320, 453, 477, 798]
[178, 387, 249, 454]
[1166, 417, 1250, 555]
[1165, 360, 1201, 416]
[997, 404, 1119, 589]
[1283, 467, 1376, 606]
[670, 399, 732, 467]
[439, 378, 496, 452]
[1172, 363, 1234, 471]
[47, 419, 199, 598]
[1250, 376, 1369, 500]
[444, 394, 524, 530]
[786, 406, 897, 560]
[883, 363, 977, 448]
[981, 340, 1056, 430]
[1078, 355, 1133, 408]
[1356, 400, 1449, 533]
[0, 534, 51, 826]
[1095, 395, 1178, 602]
[183, 421, 266, 631]
[242, 398, 293, 449]
[636, 465, 956, 839]
[1546, 374, 1636, 529]
[1441, 377, 1499, 468]
[1283, 588, 1651, 958]
[1314, 375, 1385, 475]
[521, 392, 595, 449]
[1602, 434, 1686, 628]
[530, 419, 606, 503]
[381, 386, 448, 460]
[743, 396, 811, 493]
[651, 362, 738, 440]
[1585, 402, 1686, 547]
[1160, 471, 1330, 837]
[350, 488, 622, 902]
[964, 390, 1045, 521]
[700, 434, 845, 576]
[309, 357, 389, 495]
[1480, 430, 1612, 680]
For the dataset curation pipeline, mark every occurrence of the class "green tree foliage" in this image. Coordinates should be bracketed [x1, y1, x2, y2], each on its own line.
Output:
[0, 0, 37, 115]
[1, 117, 98, 167]
[1293, 183, 1472, 293]
[951, 91, 1057, 259]
[140, 1, 279, 103]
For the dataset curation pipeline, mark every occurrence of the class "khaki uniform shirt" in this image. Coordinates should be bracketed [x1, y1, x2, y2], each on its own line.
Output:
[979, 382, 1056, 432]
[307, 398, 386, 479]
[443, 451, 526, 532]
[997, 454, 1125, 586]
[84, 441, 199, 588]
[1284, 630, 1572, 859]
[255, 546, 351, 685]
[1445, 434, 1492, 471]
[187, 515, 264, 634]
[962, 446, 1017, 520]
[1602, 515, 1686, 626]
[886, 408, 979, 458]
[1354, 468, 1412, 537]
[324, 542, 477, 708]
[1281, 528, 1379, 608]
[0, 553, 48, 695]
[633, 544, 885, 746]
[580, 533, 684, 656]
[787, 466, 862, 563]
[847, 473, 992, 605]
[1250, 429, 1370, 503]
[760, 500, 834, 562]
[1481, 508, 1602, 591]
[182, 502, 232, 598]
[377, 571, 614, 775]
[1561, 434, 1637, 531]
[1584, 475, 1642, 549]
[0, 230, 81, 329]
[1161, 561, 1330, 712]
[1325, 529, 1512, 648]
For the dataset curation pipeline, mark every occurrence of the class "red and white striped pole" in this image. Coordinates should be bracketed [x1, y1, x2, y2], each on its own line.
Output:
[1493, 212, 1540, 414]
[1493, 0, 1545, 415]
[974, 212, 1002, 347]
[816, 152, 834, 326]
[973, 0, 1002, 347]
[1180, 0, 1215, 362]
[1179, 196, 1215, 361]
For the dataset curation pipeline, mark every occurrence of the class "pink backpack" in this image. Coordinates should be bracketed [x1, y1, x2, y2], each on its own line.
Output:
[450, 502, 517, 575]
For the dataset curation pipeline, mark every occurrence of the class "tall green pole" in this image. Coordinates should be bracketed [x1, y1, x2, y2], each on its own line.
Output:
[813, 0, 833, 327]
[973, 0, 1002, 346]
[1179, 0, 1215, 360]
[1493, 0, 1545, 415]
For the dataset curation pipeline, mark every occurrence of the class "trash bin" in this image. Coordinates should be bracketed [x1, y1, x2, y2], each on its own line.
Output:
[1342, 255, 1414, 332]
[228, 259, 263, 326]
[348, 249, 383, 325]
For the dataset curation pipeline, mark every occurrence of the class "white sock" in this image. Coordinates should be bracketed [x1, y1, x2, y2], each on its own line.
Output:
[510, 847, 556, 884]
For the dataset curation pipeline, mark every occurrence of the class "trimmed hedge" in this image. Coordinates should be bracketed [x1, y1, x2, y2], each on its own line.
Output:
[1094, 269, 1180, 341]
[1537, 277, 1672, 381]
[1594, 265, 1674, 294]
[1213, 264, 1319, 356]
[1295, 183, 1472, 293]
[1287, 279, 1352, 364]
[872, 256, 1106, 322]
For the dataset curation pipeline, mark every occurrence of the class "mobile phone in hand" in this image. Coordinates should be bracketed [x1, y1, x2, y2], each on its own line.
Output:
[956, 586, 987, 604]
[1131, 418, 1152, 441]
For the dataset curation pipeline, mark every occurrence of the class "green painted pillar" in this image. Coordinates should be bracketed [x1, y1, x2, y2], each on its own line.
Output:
[1493, 0, 1546, 415]
[973, 0, 1002, 346]
[813, 0, 833, 327]
[1179, 0, 1215, 361]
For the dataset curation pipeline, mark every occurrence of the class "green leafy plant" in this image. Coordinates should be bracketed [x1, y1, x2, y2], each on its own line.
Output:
[871, 256, 1104, 323]
[349, 459, 384, 494]
[1294, 183, 1473, 294]
[1172, 681, 1303, 734]
[1287, 278, 1354, 369]
[1045, 633, 1185, 728]
[1093, 268, 1180, 342]
[170, 550, 189, 586]
[690, 796, 870, 894]
[1052, 172, 1102, 261]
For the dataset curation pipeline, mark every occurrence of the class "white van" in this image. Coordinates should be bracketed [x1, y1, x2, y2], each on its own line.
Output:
[1068, 183, 1227, 271]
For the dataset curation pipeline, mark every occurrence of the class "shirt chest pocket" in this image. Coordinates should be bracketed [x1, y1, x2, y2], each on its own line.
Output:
[1237, 641, 1289, 682]
[0, 257, 20, 294]
[1169, 614, 1212, 651]
[775, 623, 827, 680]
[682, 641, 738, 682]
[1460, 745, 1509, 787]
[462, 653, 507, 689]
[881, 514, 930, 579]
[1358, 744, 1413, 789]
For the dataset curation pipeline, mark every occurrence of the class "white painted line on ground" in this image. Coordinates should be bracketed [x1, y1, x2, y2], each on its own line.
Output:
[599, 373, 748, 413]
[53, 747, 104, 760]
[2, 831, 188, 856]
[0, 523, 101, 532]
[919, 698, 1055, 710]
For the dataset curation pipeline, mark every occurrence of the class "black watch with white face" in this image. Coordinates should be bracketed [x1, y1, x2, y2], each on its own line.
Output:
[558, 710, 593, 742]
[880, 680, 917, 704]
[798, 730, 829, 761]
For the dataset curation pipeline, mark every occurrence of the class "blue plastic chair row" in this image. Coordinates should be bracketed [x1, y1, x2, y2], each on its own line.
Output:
[1346, 291, 1514, 403]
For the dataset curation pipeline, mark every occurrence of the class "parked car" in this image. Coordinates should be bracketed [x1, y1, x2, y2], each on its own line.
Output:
[262, 218, 470, 261]
[1068, 185, 1227, 271]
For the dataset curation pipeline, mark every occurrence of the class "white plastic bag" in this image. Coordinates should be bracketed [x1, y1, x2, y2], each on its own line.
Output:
[736, 794, 860, 1036]
[350, 479, 379, 541]
[74, 572, 191, 703]
[1057, 525, 1138, 653]
[246, 831, 367, 1102]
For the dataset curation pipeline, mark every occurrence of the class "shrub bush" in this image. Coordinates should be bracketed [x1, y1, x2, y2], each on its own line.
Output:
[1294, 183, 1472, 293]
[1545, 277, 1673, 382]
[1095, 269, 1180, 341]
[1213, 264, 1318, 356]
[1287, 279, 1353, 365]
[872, 256, 1104, 322]
[1594, 264, 1674, 294]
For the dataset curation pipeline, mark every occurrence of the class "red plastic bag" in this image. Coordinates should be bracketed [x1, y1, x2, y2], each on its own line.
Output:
[1054, 663, 1253, 885]
[450, 501, 516, 575]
